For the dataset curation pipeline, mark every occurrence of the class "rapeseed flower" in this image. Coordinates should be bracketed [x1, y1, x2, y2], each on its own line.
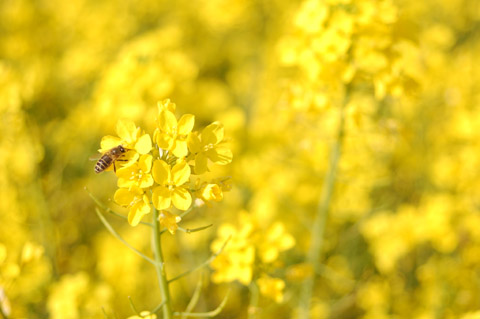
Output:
[257, 275, 286, 303]
[154, 109, 195, 158]
[187, 121, 232, 174]
[114, 186, 151, 226]
[100, 119, 152, 155]
[116, 154, 154, 189]
[152, 159, 192, 211]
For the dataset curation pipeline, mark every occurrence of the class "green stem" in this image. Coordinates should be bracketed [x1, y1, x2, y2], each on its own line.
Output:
[152, 207, 174, 319]
[298, 94, 348, 319]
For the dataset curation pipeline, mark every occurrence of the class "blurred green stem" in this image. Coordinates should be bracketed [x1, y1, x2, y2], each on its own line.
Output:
[298, 93, 348, 319]
[152, 207, 173, 319]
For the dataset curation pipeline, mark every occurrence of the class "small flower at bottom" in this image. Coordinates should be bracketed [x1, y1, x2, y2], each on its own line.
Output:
[158, 211, 182, 234]
[152, 160, 192, 210]
[114, 186, 151, 226]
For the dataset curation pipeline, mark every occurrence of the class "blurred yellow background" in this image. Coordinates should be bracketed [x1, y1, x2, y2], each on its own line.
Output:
[1, 0, 480, 318]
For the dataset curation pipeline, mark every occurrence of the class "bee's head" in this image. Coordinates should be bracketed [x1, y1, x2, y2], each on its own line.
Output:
[112, 145, 127, 155]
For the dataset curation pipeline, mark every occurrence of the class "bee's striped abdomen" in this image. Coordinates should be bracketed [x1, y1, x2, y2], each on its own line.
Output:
[95, 155, 113, 173]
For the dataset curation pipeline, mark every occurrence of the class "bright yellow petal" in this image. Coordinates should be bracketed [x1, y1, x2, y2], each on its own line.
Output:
[159, 110, 177, 133]
[116, 120, 138, 144]
[172, 140, 188, 158]
[178, 114, 195, 135]
[206, 147, 232, 165]
[139, 174, 154, 188]
[187, 132, 202, 153]
[156, 133, 175, 150]
[114, 188, 135, 206]
[135, 134, 152, 154]
[152, 160, 171, 185]
[201, 121, 224, 145]
[171, 187, 192, 211]
[171, 160, 190, 186]
[128, 197, 151, 226]
[152, 186, 172, 210]
[194, 153, 208, 174]
[139, 154, 153, 172]
[116, 165, 137, 188]
[100, 135, 122, 152]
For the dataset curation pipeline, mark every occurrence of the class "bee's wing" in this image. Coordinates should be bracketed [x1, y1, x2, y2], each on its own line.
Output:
[89, 154, 102, 161]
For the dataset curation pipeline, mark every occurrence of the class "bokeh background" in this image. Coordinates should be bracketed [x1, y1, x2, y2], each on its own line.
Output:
[1, 0, 480, 318]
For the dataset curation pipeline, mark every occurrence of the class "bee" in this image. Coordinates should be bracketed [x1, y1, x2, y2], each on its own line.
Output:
[94, 145, 127, 173]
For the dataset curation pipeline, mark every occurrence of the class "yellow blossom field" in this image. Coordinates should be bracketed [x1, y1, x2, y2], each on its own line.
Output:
[1, 0, 480, 318]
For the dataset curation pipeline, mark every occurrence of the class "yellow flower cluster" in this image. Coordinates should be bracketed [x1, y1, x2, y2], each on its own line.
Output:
[98, 100, 233, 231]
[210, 212, 295, 303]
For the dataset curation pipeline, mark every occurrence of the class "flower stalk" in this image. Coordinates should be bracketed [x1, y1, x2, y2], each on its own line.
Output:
[151, 206, 173, 319]
[298, 93, 348, 319]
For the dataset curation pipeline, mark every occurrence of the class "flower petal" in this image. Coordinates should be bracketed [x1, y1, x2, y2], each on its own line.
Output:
[171, 160, 190, 186]
[114, 188, 135, 206]
[201, 121, 224, 145]
[152, 186, 172, 210]
[139, 174, 154, 188]
[116, 165, 137, 188]
[100, 136, 122, 152]
[194, 153, 208, 174]
[128, 195, 151, 226]
[135, 134, 152, 154]
[172, 187, 192, 211]
[159, 110, 177, 133]
[178, 114, 195, 135]
[187, 132, 202, 153]
[157, 99, 176, 113]
[116, 120, 138, 144]
[206, 147, 233, 165]
[139, 154, 153, 172]
[172, 140, 188, 158]
[152, 160, 171, 185]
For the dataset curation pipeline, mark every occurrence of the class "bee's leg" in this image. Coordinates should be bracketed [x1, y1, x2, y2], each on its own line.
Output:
[114, 162, 117, 173]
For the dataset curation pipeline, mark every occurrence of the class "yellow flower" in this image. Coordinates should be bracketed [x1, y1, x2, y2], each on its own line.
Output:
[257, 275, 286, 303]
[116, 154, 154, 189]
[187, 121, 233, 174]
[258, 222, 295, 263]
[154, 109, 195, 158]
[197, 183, 223, 202]
[114, 186, 151, 226]
[158, 210, 182, 234]
[152, 160, 192, 211]
[100, 119, 152, 155]
[210, 216, 256, 285]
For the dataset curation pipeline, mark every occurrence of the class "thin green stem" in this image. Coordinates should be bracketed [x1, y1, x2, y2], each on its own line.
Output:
[95, 208, 159, 266]
[248, 281, 260, 319]
[173, 290, 230, 318]
[298, 93, 348, 319]
[152, 207, 174, 319]
[181, 276, 204, 319]
[167, 236, 230, 283]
